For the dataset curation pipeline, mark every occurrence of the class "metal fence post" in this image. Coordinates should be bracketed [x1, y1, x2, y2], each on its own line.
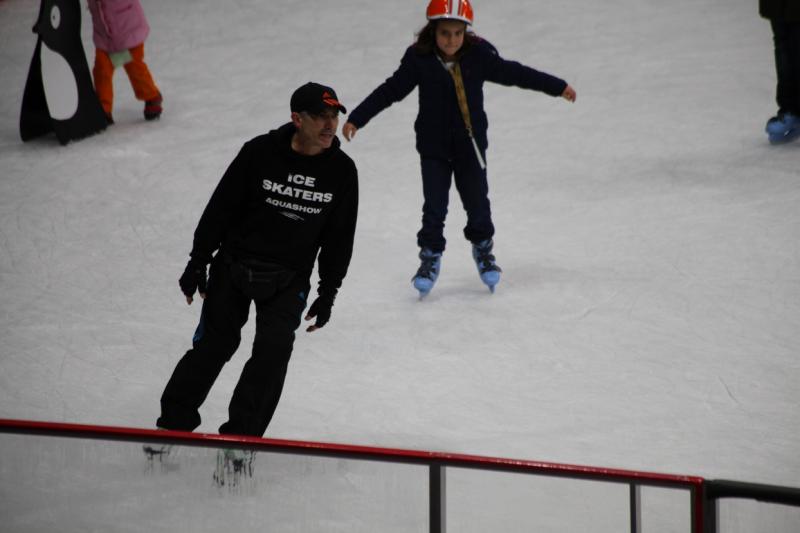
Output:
[630, 484, 641, 533]
[430, 464, 446, 533]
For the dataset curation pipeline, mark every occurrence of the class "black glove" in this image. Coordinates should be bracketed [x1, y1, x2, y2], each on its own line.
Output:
[179, 260, 207, 302]
[305, 289, 337, 331]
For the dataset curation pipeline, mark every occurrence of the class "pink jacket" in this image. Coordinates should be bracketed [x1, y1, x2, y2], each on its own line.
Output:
[87, 0, 150, 53]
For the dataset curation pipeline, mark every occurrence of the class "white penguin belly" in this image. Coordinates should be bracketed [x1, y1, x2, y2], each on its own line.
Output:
[40, 42, 79, 120]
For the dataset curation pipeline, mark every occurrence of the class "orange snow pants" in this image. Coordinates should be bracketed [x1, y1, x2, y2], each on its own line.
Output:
[93, 43, 160, 115]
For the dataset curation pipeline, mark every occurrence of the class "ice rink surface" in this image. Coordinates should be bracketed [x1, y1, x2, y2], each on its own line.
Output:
[0, 0, 799, 530]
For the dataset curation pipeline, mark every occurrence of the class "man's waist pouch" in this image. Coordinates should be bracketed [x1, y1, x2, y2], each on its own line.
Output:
[228, 257, 295, 300]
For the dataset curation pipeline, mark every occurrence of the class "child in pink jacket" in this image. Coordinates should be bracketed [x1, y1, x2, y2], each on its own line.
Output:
[87, 0, 162, 123]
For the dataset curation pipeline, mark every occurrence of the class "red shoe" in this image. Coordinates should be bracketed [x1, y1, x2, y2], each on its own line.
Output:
[144, 94, 163, 121]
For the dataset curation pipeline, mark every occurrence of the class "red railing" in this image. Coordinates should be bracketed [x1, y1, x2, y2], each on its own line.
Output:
[3, 418, 797, 532]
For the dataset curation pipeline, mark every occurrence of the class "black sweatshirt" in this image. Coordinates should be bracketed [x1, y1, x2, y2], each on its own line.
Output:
[189, 123, 359, 292]
[760, 0, 800, 20]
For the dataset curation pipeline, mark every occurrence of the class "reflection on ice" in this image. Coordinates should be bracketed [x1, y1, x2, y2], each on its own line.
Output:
[0, 432, 429, 532]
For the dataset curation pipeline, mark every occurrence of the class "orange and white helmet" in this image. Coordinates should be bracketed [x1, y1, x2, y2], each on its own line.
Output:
[426, 0, 474, 25]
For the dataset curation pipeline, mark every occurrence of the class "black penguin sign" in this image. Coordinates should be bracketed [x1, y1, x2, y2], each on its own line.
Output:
[20, 0, 108, 145]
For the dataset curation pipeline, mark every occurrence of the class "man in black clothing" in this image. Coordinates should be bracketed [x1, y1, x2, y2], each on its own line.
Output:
[156, 82, 358, 437]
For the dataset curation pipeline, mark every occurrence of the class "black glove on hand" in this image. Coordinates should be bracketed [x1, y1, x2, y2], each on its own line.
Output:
[179, 260, 207, 303]
[305, 289, 337, 331]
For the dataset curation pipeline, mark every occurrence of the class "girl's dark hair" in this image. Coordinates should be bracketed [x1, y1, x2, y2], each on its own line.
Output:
[413, 20, 479, 56]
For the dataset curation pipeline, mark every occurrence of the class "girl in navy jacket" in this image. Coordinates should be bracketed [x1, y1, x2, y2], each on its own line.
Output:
[343, 0, 575, 296]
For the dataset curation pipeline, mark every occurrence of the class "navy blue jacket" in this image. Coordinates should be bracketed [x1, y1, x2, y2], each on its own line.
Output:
[348, 37, 567, 158]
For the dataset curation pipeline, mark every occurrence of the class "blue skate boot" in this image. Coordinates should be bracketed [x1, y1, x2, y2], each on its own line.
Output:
[412, 248, 442, 298]
[766, 112, 800, 144]
[472, 239, 502, 293]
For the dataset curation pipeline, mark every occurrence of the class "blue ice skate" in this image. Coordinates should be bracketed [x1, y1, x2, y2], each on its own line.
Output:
[412, 248, 442, 298]
[766, 112, 800, 144]
[472, 239, 502, 293]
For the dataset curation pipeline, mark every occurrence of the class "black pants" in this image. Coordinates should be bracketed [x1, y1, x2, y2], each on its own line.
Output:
[157, 256, 309, 437]
[771, 19, 800, 114]
[417, 138, 493, 253]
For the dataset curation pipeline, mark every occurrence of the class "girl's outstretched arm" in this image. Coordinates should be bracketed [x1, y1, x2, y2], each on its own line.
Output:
[347, 48, 420, 133]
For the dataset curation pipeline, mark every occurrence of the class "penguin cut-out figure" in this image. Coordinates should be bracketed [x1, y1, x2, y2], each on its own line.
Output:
[20, 0, 108, 145]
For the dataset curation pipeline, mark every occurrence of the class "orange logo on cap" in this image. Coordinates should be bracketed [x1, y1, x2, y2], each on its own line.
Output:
[322, 91, 341, 107]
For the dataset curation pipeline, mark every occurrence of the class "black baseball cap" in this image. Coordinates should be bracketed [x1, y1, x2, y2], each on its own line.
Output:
[290, 82, 347, 115]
